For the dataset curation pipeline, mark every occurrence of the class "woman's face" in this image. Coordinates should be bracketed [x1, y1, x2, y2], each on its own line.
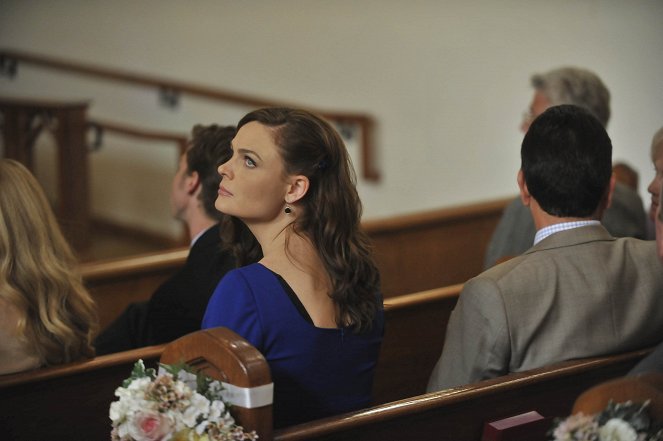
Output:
[647, 146, 663, 221]
[215, 121, 290, 223]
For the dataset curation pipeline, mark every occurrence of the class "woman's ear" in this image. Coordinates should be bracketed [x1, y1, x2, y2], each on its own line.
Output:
[285, 175, 310, 204]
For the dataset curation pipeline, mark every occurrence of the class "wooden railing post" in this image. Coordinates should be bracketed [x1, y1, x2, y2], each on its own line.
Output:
[0, 97, 91, 251]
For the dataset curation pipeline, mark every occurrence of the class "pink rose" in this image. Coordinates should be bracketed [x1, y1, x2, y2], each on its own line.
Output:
[128, 411, 173, 441]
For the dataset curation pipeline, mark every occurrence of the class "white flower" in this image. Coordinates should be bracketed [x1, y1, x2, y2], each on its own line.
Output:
[110, 400, 129, 422]
[553, 412, 596, 440]
[110, 360, 255, 441]
[207, 381, 224, 400]
[195, 420, 210, 435]
[127, 377, 153, 392]
[181, 393, 211, 427]
[177, 370, 199, 391]
[207, 400, 227, 424]
[111, 383, 156, 427]
[599, 418, 638, 441]
[173, 379, 194, 402]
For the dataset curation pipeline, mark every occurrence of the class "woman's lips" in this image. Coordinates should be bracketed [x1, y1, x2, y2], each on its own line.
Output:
[218, 185, 233, 197]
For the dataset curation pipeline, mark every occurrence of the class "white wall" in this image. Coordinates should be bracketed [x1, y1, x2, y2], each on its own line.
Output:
[1, 0, 662, 237]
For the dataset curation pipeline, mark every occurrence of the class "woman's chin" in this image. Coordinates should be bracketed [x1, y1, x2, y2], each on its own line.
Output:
[214, 199, 230, 214]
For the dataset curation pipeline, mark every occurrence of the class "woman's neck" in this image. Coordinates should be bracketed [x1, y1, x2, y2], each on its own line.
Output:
[258, 224, 315, 272]
[251, 222, 336, 328]
[247, 218, 330, 287]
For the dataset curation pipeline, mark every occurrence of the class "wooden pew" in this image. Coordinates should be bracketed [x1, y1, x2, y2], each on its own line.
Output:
[81, 247, 188, 331]
[374, 283, 461, 404]
[83, 197, 509, 330]
[364, 198, 509, 296]
[160, 327, 274, 440]
[274, 348, 651, 441]
[572, 372, 663, 419]
[0, 328, 273, 441]
[0, 344, 164, 441]
[0, 322, 648, 441]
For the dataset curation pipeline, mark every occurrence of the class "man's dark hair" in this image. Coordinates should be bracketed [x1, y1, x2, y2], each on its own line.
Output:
[186, 124, 236, 220]
[521, 104, 612, 218]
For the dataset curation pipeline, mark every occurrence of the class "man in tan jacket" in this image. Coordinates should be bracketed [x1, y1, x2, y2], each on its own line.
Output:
[427, 105, 663, 391]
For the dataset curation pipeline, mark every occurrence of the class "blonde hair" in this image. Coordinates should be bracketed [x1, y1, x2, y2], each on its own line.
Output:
[0, 159, 97, 366]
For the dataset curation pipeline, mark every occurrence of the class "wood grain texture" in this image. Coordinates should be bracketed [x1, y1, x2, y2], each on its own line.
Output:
[160, 327, 273, 440]
[274, 349, 651, 441]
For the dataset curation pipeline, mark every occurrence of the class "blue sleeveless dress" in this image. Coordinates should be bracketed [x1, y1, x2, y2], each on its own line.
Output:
[202, 263, 384, 427]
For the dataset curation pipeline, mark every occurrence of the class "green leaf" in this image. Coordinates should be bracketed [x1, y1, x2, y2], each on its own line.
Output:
[121, 359, 156, 387]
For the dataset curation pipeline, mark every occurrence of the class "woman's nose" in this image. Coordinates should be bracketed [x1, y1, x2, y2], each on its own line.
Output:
[218, 161, 232, 178]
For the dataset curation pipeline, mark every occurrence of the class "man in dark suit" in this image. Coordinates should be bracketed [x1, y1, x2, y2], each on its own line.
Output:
[427, 105, 663, 391]
[94, 124, 236, 354]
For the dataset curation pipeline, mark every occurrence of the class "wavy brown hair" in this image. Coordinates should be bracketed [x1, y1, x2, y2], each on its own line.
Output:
[0, 159, 97, 366]
[221, 108, 381, 332]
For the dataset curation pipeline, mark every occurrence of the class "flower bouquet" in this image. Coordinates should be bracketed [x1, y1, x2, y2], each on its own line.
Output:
[549, 400, 663, 441]
[110, 360, 258, 441]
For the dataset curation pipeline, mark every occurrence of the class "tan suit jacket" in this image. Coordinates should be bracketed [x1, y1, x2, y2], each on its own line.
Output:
[427, 225, 663, 391]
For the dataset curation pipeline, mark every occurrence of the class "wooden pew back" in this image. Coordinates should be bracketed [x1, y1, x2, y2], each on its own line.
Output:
[0, 291, 649, 441]
[572, 372, 663, 420]
[160, 327, 274, 440]
[374, 284, 461, 404]
[0, 328, 273, 441]
[82, 247, 188, 331]
[83, 198, 509, 330]
[0, 345, 163, 441]
[274, 348, 650, 441]
[365, 198, 508, 296]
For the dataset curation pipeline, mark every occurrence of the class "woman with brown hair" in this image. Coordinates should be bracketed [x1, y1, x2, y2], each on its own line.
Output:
[0, 159, 97, 374]
[203, 108, 383, 427]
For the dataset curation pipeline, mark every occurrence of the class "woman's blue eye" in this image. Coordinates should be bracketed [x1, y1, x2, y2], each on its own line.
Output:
[245, 156, 256, 168]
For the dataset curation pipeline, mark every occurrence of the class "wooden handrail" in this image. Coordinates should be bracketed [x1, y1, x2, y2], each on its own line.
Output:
[362, 197, 512, 234]
[383, 283, 463, 309]
[0, 95, 90, 109]
[80, 246, 188, 280]
[274, 348, 651, 441]
[88, 118, 188, 149]
[0, 344, 164, 388]
[0, 48, 379, 180]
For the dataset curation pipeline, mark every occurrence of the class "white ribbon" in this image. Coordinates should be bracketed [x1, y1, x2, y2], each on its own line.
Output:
[220, 382, 274, 409]
[157, 366, 273, 408]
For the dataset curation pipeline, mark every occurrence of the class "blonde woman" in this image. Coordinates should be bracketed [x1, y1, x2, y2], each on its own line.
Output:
[0, 159, 97, 374]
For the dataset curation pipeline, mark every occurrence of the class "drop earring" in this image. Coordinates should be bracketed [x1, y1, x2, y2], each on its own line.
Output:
[284, 204, 292, 214]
